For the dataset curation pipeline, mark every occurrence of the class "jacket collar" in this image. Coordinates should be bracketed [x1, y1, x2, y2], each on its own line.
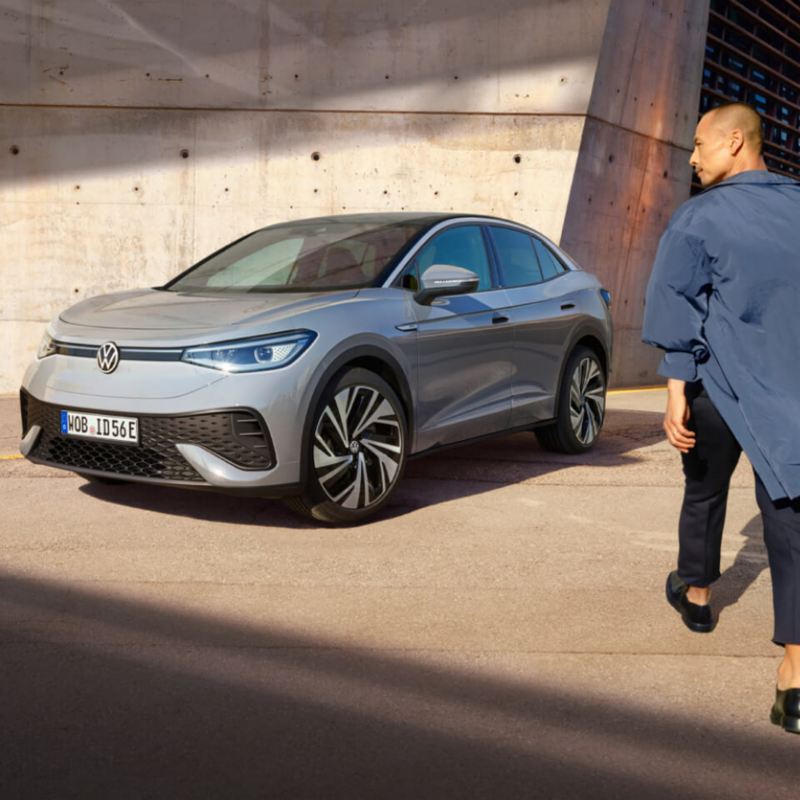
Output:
[703, 169, 799, 191]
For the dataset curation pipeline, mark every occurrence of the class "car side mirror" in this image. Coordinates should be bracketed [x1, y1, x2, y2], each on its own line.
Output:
[414, 264, 480, 305]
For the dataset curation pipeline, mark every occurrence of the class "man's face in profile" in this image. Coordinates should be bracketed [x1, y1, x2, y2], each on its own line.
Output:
[689, 113, 734, 187]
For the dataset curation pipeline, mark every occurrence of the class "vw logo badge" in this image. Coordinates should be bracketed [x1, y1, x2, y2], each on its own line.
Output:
[97, 342, 120, 374]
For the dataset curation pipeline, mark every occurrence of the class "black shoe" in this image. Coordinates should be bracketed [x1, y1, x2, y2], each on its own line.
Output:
[665, 571, 715, 633]
[771, 687, 800, 734]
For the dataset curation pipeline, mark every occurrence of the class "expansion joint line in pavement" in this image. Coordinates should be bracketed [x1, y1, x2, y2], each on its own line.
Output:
[607, 386, 664, 395]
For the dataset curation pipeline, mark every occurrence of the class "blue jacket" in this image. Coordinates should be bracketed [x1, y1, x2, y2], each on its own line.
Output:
[642, 169, 800, 501]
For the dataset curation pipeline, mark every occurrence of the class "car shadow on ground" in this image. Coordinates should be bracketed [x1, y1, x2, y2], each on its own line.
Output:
[1, 568, 797, 800]
[77, 408, 667, 527]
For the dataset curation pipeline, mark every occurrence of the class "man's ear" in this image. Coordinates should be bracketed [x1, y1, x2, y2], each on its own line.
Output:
[729, 128, 745, 155]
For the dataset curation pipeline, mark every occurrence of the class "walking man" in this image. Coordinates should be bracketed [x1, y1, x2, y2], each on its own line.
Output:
[642, 102, 800, 733]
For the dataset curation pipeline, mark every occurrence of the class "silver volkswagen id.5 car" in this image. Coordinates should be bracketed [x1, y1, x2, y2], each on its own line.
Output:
[20, 213, 612, 524]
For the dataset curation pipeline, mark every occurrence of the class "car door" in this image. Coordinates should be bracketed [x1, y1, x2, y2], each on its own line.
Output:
[403, 224, 514, 451]
[486, 225, 574, 425]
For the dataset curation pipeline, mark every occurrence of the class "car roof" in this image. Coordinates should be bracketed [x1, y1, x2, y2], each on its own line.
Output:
[263, 212, 530, 229]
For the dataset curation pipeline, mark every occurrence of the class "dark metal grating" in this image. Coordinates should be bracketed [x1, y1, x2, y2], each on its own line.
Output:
[695, 0, 800, 193]
[21, 393, 275, 482]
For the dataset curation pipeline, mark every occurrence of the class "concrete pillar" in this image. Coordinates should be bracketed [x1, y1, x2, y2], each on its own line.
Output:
[560, 0, 710, 385]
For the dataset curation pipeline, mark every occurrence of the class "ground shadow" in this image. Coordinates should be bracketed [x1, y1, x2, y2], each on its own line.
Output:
[0, 568, 796, 800]
[714, 514, 769, 617]
[77, 407, 666, 527]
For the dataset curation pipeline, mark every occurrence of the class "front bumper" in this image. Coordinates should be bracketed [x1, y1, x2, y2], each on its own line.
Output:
[18, 333, 324, 489]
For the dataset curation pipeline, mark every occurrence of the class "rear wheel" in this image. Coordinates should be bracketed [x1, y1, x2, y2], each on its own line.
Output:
[535, 345, 606, 454]
[284, 367, 407, 525]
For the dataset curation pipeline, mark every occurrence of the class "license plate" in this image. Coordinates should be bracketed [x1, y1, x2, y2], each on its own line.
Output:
[60, 410, 139, 444]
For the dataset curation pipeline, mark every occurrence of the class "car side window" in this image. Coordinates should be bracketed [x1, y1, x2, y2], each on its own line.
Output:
[532, 237, 567, 280]
[413, 225, 493, 291]
[488, 226, 543, 288]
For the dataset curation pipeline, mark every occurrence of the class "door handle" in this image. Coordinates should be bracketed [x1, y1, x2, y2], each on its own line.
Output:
[492, 314, 510, 324]
[560, 303, 575, 311]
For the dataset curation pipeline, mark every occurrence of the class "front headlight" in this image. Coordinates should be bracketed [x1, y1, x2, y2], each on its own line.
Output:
[37, 332, 56, 359]
[181, 331, 317, 373]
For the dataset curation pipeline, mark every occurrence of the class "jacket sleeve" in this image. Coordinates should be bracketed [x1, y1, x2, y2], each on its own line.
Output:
[657, 351, 700, 382]
[641, 225, 712, 381]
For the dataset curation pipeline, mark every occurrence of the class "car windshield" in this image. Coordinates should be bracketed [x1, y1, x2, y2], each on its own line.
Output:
[164, 220, 427, 292]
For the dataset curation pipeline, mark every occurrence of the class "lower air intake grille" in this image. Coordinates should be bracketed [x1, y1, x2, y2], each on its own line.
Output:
[22, 393, 275, 482]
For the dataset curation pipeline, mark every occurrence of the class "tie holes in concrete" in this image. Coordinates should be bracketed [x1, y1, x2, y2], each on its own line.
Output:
[180, 149, 189, 159]
[10, 145, 20, 155]
[513, 154, 522, 164]
[311, 151, 321, 161]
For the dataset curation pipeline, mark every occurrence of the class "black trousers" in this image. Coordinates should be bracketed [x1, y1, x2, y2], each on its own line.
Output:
[678, 382, 800, 645]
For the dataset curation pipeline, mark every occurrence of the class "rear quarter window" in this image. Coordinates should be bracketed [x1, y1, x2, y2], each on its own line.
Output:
[532, 238, 567, 280]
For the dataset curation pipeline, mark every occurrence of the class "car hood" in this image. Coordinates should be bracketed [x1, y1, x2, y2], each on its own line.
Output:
[58, 288, 360, 339]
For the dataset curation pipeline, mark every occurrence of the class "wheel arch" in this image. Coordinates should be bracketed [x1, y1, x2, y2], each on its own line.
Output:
[573, 333, 608, 378]
[554, 324, 610, 411]
[297, 345, 413, 488]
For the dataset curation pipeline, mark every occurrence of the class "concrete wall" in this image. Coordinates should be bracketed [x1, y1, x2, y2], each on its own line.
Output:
[1, 0, 708, 393]
[1, 0, 613, 394]
[560, 0, 710, 385]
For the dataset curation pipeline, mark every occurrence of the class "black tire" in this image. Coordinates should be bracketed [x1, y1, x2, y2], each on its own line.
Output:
[535, 345, 606, 454]
[284, 367, 408, 525]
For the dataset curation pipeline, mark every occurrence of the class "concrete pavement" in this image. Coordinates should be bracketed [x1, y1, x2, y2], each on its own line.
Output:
[1, 389, 797, 799]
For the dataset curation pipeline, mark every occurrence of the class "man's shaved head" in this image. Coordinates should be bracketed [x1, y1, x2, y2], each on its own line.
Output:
[689, 102, 767, 187]
[704, 103, 763, 153]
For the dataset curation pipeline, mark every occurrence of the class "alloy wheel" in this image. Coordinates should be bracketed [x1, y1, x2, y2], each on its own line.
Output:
[313, 384, 403, 509]
[569, 357, 605, 445]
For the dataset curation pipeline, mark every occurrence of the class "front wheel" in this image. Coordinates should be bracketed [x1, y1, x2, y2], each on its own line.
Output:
[284, 367, 407, 525]
[535, 346, 606, 454]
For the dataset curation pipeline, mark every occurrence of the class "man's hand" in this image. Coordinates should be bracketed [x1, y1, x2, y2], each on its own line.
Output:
[664, 378, 696, 453]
